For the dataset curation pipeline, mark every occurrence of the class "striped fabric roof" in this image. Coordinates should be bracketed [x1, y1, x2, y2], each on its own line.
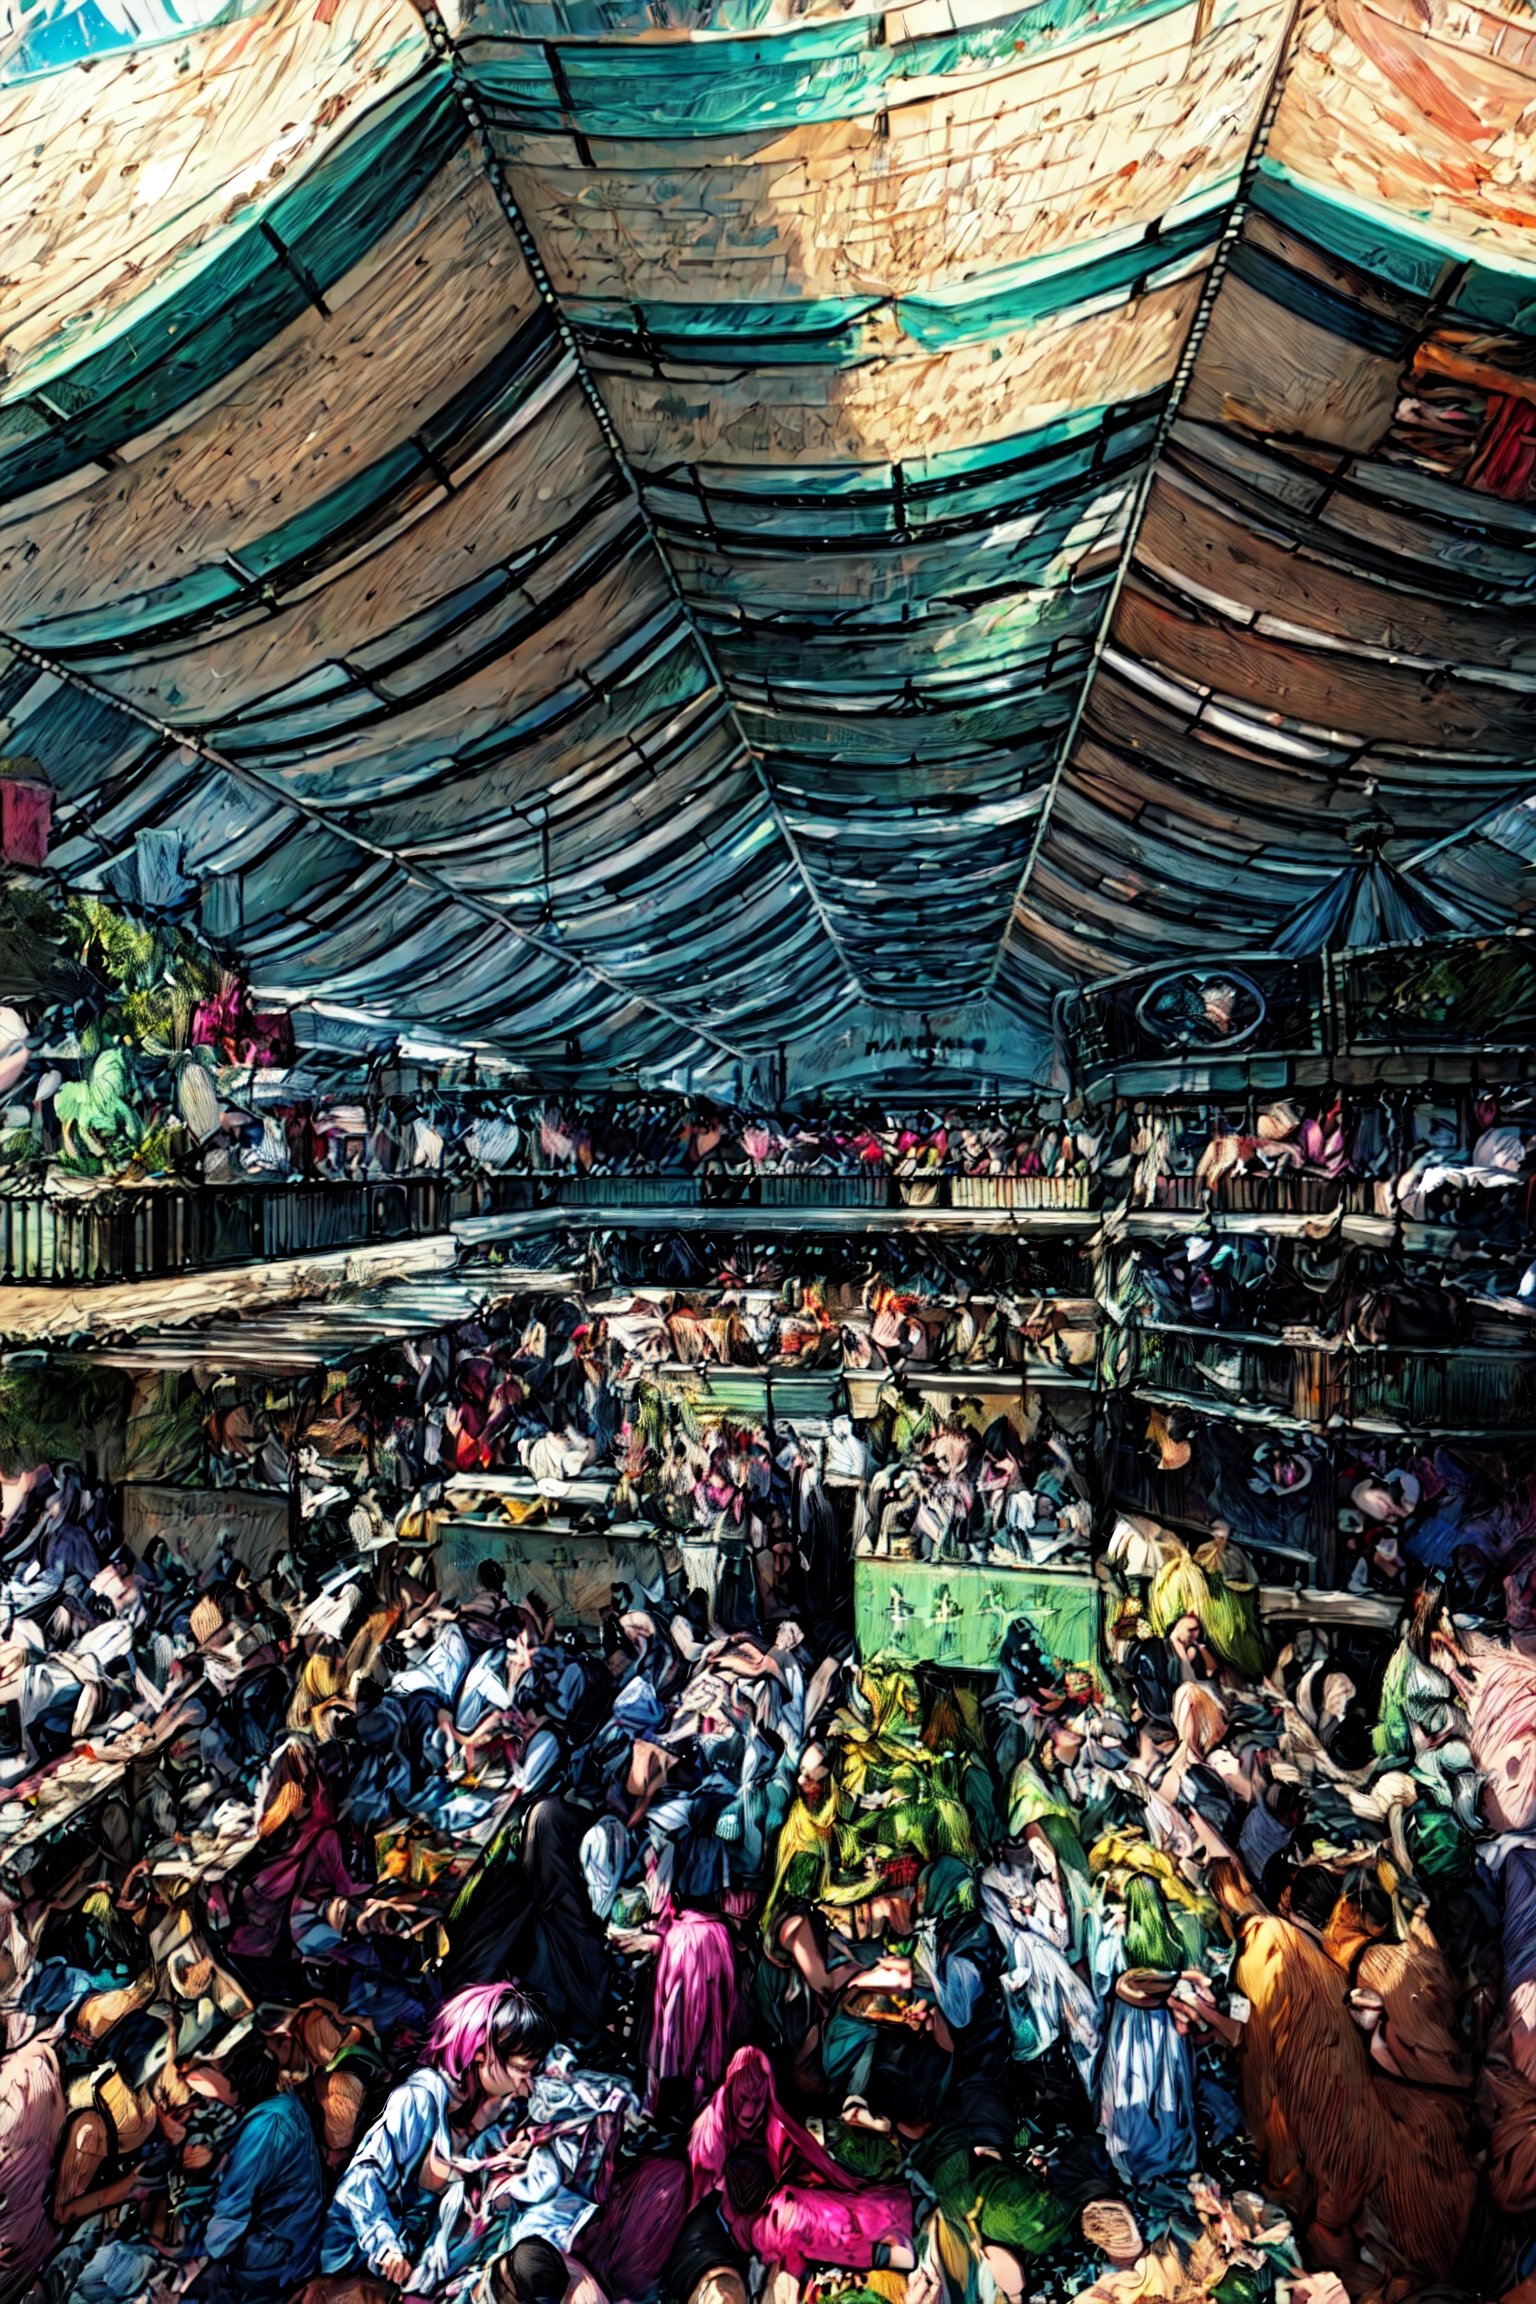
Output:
[0, 0, 1531, 1083]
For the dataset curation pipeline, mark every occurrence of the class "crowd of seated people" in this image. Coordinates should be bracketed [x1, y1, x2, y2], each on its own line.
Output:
[1123, 1091, 1536, 1228]
[2, 1356, 1533, 2304]
[520, 1105, 1101, 1186]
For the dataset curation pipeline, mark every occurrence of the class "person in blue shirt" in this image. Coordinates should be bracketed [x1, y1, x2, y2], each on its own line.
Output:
[322, 1981, 557, 2291]
[184, 2035, 325, 2304]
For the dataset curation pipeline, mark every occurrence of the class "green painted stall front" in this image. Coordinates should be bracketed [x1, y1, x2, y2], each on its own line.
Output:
[854, 1559, 1101, 1676]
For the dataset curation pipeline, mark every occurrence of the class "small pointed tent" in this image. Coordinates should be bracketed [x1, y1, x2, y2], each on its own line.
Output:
[1270, 839, 1461, 959]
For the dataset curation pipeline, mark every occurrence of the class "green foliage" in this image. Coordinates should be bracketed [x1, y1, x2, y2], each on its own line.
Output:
[68, 894, 159, 993]
[0, 1362, 130, 1474]
[65, 895, 218, 1052]
[134, 1117, 182, 1173]
[0, 1124, 45, 1173]
[55, 1045, 143, 1161]
[123, 1373, 206, 1483]
[0, 873, 87, 1005]
[1121, 1874, 1185, 1973]
[0, 880, 234, 1177]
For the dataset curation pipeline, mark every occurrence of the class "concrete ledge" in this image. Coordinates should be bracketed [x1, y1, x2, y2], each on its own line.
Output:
[0, 1232, 462, 1346]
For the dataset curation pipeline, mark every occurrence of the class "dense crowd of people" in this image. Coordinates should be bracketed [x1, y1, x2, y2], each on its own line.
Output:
[4, 872, 1104, 1196]
[8, 865, 1530, 1238]
[2, 1074, 1094, 1195]
[18, 1071, 1526, 1235]
[520, 1108, 1099, 1187]
[2, 1388, 1534, 2304]
[1128, 1091, 1536, 1228]
[166, 1260, 1097, 1569]
[3, 858, 1534, 2304]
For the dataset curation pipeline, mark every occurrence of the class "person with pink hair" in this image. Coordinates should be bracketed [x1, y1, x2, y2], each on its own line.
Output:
[687, 2046, 913, 2278]
[608, 1897, 740, 2118]
[320, 1983, 556, 2292]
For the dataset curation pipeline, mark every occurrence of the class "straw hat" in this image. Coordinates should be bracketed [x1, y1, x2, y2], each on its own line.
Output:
[189, 1595, 225, 1646]
[90, 2064, 157, 2153]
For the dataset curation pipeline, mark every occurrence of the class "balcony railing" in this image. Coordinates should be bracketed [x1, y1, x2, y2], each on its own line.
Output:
[0, 1177, 472, 1285]
[1, 1166, 1108, 1285]
[1142, 1171, 1384, 1217]
[1133, 1326, 1339, 1423]
[532, 1172, 1099, 1213]
[951, 1173, 1095, 1209]
[1128, 1322, 1536, 1436]
[542, 1175, 700, 1208]
[753, 1173, 889, 1207]
[1346, 1347, 1536, 1434]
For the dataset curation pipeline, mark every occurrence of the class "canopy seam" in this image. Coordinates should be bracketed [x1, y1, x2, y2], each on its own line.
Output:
[1, 632, 758, 1067]
[980, 0, 1319, 999]
[412, 5, 873, 1014]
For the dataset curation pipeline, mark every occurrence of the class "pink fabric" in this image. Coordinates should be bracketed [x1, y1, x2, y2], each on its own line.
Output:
[0, 2038, 65, 2292]
[0, 779, 51, 870]
[688, 2047, 853, 2205]
[752, 2185, 911, 2275]
[687, 2046, 911, 2275]
[230, 1788, 363, 1960]
[649, 1907, 740, 2109]
[578, 2154, 691, 2293]
[1300, 1106, 1347, 1178]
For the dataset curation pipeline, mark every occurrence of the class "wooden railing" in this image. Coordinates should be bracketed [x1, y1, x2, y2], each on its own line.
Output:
[1134, 1327, 1337, 1423]
[1346, 1347, 1536, 1434]
[0, 1177, 470, 1284]
[1128, 1324, 1536, 1436]
[0, 1168, 1105, 1282]
[1143, 1172, 1381, 1216]
[535, 1172, 1099, 1213]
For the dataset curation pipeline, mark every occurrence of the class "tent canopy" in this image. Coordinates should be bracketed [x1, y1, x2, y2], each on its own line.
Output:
[1, 0, 1532, 1085]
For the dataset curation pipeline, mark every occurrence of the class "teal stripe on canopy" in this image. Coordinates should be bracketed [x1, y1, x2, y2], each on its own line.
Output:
[710, 590, 1104, 685]
[18, 316, 567, 661]
[1252, 162, 1536, 334]
[566, 209, 1223, 364]
[640, 400, 1160, 551]
[0, 69, 463, 506]
[467, 0, 1189, 134]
